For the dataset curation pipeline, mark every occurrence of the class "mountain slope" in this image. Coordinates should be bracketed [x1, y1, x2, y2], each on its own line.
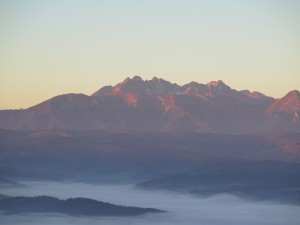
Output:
[1, 129, 299, 183]
[0, 128, 299, 205]
[265, 90, 300, 131]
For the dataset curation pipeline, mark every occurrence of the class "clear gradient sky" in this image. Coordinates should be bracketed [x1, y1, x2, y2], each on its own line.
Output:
[1, 0, 299, 109]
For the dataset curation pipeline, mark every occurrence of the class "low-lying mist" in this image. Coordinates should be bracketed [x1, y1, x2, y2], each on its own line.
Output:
[1, 181, 299, 225]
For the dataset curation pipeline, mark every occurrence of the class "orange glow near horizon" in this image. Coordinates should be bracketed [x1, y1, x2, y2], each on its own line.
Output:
[1, 0, 300, 109]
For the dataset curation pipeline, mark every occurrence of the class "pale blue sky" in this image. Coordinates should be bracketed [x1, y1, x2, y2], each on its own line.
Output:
[1, 0, 299, 109]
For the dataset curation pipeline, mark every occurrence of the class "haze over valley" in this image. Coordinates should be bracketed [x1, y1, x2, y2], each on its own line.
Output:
[1, 181, 300, 225]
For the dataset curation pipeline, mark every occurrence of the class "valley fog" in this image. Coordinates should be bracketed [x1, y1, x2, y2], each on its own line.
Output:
[0, 181, 299, 225]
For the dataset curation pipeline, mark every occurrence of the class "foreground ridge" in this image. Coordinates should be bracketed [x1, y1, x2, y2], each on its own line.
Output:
[0, 195, 164, 216]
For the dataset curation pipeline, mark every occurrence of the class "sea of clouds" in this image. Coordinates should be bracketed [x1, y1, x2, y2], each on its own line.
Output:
[0, 181, 299, 225]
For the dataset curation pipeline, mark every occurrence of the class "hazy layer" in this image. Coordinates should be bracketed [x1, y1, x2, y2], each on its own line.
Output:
[0, 181, 299, 225]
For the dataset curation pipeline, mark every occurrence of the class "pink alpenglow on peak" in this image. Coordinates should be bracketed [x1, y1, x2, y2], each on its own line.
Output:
[268, 90, 300, 114]
[0, 76, 299, 133]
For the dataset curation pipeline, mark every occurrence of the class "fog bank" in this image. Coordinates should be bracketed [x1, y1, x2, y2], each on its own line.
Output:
[0, 181, 299, 225]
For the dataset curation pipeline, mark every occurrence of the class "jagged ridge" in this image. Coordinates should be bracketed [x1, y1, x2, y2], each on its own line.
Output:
[0, 76, 299, 133]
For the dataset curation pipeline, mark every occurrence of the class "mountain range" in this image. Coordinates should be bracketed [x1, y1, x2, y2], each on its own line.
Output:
[1, 128, 299, 204]
[0, 76, 299, 133]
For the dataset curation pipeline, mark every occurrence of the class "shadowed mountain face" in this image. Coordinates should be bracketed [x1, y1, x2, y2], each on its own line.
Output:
[0, 129, 299, 205]
[0, 129, 299, 183]
[0, 76, 299, 133]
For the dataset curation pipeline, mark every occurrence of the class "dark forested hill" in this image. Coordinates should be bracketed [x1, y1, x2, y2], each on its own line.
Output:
[137, 160, 300, 205]
[0, 196, 164, 216]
